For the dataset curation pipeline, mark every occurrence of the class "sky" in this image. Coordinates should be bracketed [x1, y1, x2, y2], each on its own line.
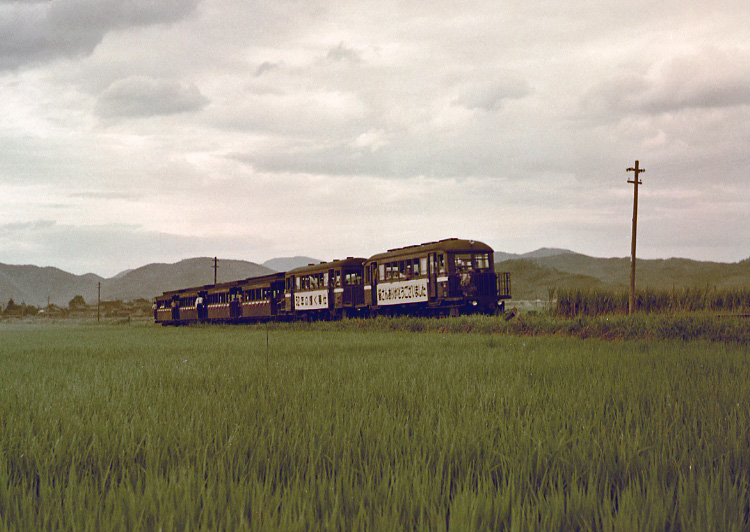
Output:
[1, 0, 749, 277]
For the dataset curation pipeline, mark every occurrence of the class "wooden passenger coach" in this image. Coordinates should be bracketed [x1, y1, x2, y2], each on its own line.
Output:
[365, 238, 510, 317]
[237, 273, 285, 321]
[282, 258, 366, 320]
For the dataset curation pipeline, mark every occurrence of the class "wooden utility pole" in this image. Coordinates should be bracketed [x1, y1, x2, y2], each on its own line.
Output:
[213, 257, 219, 285]
[97, 282, 101, 322]
[626, 160, 646, 315]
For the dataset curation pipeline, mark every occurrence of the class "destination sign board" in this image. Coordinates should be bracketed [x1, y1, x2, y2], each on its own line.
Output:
[295, 289, 328, 310]
[377, 278, 428, 305]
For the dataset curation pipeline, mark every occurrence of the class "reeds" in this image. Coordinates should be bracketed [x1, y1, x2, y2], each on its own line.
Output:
[554, 287, 750, 318]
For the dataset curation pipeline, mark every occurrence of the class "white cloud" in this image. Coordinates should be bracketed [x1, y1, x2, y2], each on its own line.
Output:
[95, 76, 209, 119]
[0, 0, 199, 70]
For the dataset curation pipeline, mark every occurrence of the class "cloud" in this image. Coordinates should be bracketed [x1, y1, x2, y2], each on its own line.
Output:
[585, 47, 750, 117]
[326, 41, 362, 63]
[0, 0, 199, 70]
[95, 76, 209, 119]
[0, 220, 271, 277]
[453, 79, 532, 111]
[254, 61, 280, 77]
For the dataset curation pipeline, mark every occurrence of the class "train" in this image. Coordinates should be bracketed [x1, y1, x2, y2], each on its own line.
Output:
[153, 238, 511, 325]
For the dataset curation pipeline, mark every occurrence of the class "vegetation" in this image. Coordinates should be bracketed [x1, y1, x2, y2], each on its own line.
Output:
[496, 254, 750, 302]
[1, 298, 41, 317]
[68, 294, 87, 309]
[554, 287, 750, 318]
[0, 322, 748, 530]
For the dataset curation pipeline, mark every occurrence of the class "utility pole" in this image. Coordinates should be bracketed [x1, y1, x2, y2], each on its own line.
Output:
[213, 257, 219, 285]
[626, 160, 646, 315]
[97, 282, 101, 322]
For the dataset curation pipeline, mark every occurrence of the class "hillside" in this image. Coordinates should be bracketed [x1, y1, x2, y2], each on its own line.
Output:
[104, 258, 274, 302]
[0, 258, 273, 308]
[262, 256, 321, 272]
[498, 252, 750, 301]
[0, 264, 104, 309]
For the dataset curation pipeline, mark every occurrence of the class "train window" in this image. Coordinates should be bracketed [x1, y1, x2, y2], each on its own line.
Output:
[455, 254, 472, 273]
[420, 257, 428, 276]
[475, 253, 490, 270]
[334, 270, 341, 287]
[345, 271, 362, 285]
[437, 254, 446, 274]
[379, 264, 385, 280]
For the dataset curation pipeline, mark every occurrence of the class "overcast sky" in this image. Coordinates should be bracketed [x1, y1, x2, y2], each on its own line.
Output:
[1, 0, 749, 276]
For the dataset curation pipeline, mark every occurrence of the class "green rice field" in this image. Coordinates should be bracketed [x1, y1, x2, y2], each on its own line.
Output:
[1, 320, 748, 530]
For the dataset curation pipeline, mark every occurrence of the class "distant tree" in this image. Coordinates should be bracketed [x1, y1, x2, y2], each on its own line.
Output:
[68, 295, 87, 309]
[4, 298, 19, 314]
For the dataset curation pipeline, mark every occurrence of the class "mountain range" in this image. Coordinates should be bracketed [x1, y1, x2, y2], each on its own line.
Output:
[498, 250, 750, 300]
[0, 256, 316, 308]
[1, 250, 747, 308]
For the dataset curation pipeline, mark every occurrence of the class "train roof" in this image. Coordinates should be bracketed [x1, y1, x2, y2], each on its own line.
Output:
[367, 238, 494, 262]
[286, 257, 366, 276]
[157, 272, 285, 299]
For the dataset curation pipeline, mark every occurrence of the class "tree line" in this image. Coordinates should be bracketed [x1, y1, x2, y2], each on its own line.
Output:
[1, 296, 152, 318]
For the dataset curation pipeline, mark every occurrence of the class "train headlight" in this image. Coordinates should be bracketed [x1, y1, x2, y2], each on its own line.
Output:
[471, 300, 478, 306]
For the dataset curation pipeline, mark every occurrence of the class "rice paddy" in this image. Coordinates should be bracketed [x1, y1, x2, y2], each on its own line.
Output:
[0, 320, 748, 530]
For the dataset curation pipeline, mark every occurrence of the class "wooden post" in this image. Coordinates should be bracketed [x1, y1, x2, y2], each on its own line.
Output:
[626, 160, 645, 315]
[266, 321, 269, 371]
[97, 282, 101, 322]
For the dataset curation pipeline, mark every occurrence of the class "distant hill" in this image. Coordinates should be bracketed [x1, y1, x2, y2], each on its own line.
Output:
[262, 256, 321, 272]
[0, 263, 104, 309]
[493, 248, 574, 262]
[0, 258, 273, 308]
[497, 253, 750, 301]
[104, 258, 274, 302]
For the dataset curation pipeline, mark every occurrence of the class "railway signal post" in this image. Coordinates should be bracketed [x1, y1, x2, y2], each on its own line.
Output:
[626, 160, 645, 315]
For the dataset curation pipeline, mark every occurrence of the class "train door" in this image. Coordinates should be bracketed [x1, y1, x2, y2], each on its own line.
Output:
[285, 276, 295, 313]
[171, 295, 180, 321]
[328, 269, 336, 315]
[196, 291, 208, 321]
[370, 262, 378, 306]
[229, 288, 242, 320]
[427, 252, 437, 301]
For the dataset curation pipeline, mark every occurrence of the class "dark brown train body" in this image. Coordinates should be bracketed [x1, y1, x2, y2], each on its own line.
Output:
[154, 238, 510, 325]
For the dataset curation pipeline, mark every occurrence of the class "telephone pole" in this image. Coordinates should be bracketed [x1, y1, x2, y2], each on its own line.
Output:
[626, 160, 645, 315]
[213, 257, 219, 285]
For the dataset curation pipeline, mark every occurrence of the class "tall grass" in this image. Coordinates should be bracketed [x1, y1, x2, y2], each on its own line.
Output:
[0, 323, 748, 530]
[555, 287, 750, 317]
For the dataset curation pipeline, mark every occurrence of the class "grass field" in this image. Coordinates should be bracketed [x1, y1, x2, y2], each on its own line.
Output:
[1, 320, 749, 530]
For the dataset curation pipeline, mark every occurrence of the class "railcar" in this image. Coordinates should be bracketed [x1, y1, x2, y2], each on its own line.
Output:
[281, 258, 366, 320]
[364, 238, 510, 317]
[237, 273, 286, 321]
